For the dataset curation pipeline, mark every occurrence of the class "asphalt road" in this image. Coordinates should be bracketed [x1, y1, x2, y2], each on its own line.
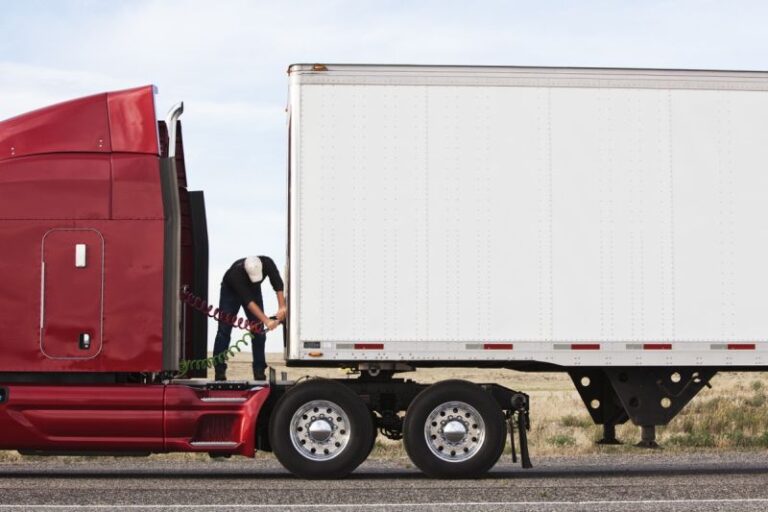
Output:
[1, 452, 767, 511]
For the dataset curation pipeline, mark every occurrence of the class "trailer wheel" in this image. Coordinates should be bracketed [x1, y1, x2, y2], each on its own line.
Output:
[403, 380, 506, 478]
[269, 379, 374, 479]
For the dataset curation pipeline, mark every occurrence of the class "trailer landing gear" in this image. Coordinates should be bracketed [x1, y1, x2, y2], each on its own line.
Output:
[637, 425, 659, 449]
[597, 423, 622, 445]
[571, 368, 716, 449]
[569, 370, 629, 445]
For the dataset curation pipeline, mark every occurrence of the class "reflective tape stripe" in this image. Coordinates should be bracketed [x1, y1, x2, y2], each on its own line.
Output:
[710, 343, 756, 350]
[728, 343, 755, 350]
[354, 343, 384, 350]
[627, 343, 672, 350]
[555, 343, 600, 350]
[324, 341, 758, 352]
[643, 343, 672, 350]
[335, 343, 384, 350]
[466, 343, 513, 350]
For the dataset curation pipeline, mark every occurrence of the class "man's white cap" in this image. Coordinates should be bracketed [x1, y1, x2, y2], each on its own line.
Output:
[244, 256, 263, 283]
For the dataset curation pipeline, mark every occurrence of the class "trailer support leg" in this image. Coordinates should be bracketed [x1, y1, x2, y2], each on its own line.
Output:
[636, 425, 659, 449]
[597, 422, 622, 445]
[569, 370, 629, 445]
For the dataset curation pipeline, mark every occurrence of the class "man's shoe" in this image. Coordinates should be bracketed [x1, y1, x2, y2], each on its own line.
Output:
[214, 370, 227, 381]
[253, 368, 267, 381]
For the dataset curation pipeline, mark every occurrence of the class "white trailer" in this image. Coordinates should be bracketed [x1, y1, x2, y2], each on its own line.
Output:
[288, 64, 768, 368]
[270, 65, 768, 477]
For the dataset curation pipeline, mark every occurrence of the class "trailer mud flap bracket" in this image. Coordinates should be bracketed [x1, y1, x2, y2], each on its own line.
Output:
[507, 392, 532, 469]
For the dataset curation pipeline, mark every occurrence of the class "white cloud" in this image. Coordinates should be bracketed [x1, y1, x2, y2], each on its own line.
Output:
[0, 62, 122, 119]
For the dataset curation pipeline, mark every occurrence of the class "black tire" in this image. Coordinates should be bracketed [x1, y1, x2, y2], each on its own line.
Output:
[269, 379, 374, 479]
[403, 379, 506, 478]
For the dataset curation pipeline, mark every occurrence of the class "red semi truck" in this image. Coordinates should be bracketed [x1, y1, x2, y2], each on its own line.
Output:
[0, 83, 528, 478]
[3, 65, 768, 478]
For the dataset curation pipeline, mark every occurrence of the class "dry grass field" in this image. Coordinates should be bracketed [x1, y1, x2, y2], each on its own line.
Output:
[3, 352, 768, 463]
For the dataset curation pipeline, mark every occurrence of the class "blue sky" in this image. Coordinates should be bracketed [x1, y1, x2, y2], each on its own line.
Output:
[2, 0, 767, 352]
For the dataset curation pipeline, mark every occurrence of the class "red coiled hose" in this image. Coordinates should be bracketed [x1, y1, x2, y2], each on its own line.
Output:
[180, 286, 265, 334]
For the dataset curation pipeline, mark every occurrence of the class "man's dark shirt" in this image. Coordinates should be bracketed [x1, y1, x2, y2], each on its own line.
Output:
[223, 256, 284, 307]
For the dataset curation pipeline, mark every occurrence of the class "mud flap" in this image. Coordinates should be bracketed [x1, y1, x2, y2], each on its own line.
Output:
[508, 393, 532, 469]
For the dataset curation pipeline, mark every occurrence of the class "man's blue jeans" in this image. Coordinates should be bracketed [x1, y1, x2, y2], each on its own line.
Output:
[212, 282, 266, 377]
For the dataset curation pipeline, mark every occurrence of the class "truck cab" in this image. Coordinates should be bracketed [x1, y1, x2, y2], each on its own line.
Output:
[0, 87, 272, 460]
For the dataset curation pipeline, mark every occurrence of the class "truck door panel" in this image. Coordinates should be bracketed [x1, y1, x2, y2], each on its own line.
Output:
[41, 229, 104, 359]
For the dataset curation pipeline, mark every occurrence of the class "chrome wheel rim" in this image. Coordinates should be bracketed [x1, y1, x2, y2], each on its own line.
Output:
[289, 400, 351, 461]
[423, 401, 485, 462]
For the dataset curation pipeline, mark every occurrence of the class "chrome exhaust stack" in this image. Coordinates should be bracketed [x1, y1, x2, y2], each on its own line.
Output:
[165, 102, 184, 158]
